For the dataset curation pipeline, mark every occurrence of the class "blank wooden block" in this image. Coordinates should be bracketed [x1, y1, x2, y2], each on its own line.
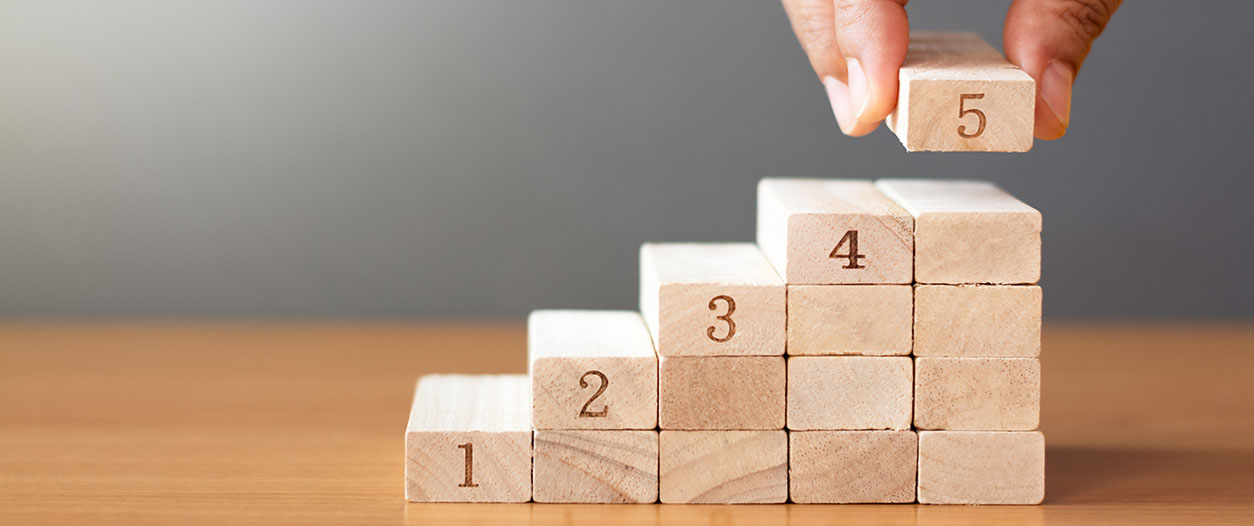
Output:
[915, 357, 1040, 430]
[528, 310, 657, 430]
[886, 32, 1035, 152]
[918, 431, 1045, 504]
[404, 374, 531, 503]
[533, 430, 658, 503]
[788, 356, 912, 430]
[789, 431, 917, 503]
[756, 179, 913, 285]
[914, 285, 1042, 357]
[639, 243, 785, 357]
[787, 285, 912, 356]
[659, 430, 787, 504]
[877, 179, 1041, 285]
[659, 356, 784, 430]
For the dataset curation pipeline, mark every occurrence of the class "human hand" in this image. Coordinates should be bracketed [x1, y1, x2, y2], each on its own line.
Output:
[780, 0, 1120, 140]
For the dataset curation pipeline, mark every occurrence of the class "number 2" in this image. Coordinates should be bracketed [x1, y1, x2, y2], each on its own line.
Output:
[706, 295, 736, 343]
[829, 230, 865, 269]
[958, 93, 986, 138]
[578, 371, 609, 418]
[457, 442, 478, 488]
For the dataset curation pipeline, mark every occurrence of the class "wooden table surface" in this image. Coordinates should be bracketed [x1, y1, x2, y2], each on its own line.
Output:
[1, 322, 1252, 525]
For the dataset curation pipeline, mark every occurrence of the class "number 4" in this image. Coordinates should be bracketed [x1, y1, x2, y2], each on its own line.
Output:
[829, 230, 865, 269]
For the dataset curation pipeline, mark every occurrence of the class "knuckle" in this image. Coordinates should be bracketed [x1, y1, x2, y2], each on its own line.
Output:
[1050, 0, 1119, 44]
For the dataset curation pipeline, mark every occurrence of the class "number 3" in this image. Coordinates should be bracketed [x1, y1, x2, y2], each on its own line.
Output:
[707, 295, 736, 343]
[958, 93, 986, 138]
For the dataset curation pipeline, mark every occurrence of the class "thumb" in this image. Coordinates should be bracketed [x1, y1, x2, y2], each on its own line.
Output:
[1003, 0, 1122, 140]
[831, 0, 910, 136]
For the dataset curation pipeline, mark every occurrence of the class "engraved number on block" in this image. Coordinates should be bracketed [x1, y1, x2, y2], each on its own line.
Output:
[706, 295, 737, 343]
[457, 442, 479, 488]
[829, 230, 866, 269]
[578, 370, 609, 418]
[958, 93, 987, 138]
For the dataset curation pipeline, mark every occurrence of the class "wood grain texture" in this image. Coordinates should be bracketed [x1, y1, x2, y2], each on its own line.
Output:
[756, 179, 913, 285]
[528, 310, 657, 429]
[787, 357, 913, 431]
[914, 285, 1042, 357]
[404, 374, 532, 502]
[877, 179, 1041, 285]
[639, 243, 785, 357]
[533, 430, 658, 504]
[787, 285, 912, 356]
[659, 430, 788, 504]
[790, 431, 917, 503]
[885, 32, 1035, 152]
[915, 357, 1041, 431]
[658, 356, 785, 430]
[918, 431, 1045, 505]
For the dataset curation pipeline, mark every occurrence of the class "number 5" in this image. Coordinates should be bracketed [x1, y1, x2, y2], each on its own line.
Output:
[958, 93, 986, 138]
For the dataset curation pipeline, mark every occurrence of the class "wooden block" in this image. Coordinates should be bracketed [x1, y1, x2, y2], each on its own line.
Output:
[789, 431, 917, 503]
[756, 179, 913, 285]
[876, 179, 1041, 285]
[659, 430, 787, 504]
[918, 431, 1045, 504]
[914, 285, 1042, 357]
[528, 310, 657, 430]
[787, 285, 912, 356]
[404, 374, 531, 503]
[639, 243, 785, 356]
[787, 356, 912, 430]
[886, 32, 1035, 152]
[533, 430, 658, 503]
[914, 357, 1040, 430]
[658, 356, 784, 430]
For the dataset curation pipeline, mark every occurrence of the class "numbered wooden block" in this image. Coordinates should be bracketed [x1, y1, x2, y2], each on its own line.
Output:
[918, 431, 1045, 504]
[533, 430, 658, 503]
[404, 374, 531, 503]
[528, 310, 658, 430]
[788, 356, 912, 430]
[659, 430, 787, 504]
[756, 179, 913, 285]
[789, 431, 917, 503]
[914, 357, 1040, 430]
[914, 285, 1042, 357]
[787, 285, 912, 356]
[877, 179, 1042, 285]
[659, 356, 785, 430]
[639, 243, 785, 357]
[886, 32, 1035, 152]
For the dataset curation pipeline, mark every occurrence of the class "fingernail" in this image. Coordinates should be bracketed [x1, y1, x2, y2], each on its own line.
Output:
[823, 75, 856, 134]
[1041, 60, 1074, 129]
[846, 57, 870, 122]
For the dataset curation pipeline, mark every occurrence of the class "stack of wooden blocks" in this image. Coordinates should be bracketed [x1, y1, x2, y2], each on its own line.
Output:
[406, 176, 1044, 505]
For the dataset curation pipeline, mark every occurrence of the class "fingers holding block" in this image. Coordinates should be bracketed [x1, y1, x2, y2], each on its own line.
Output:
[918, 431, 1045, 505]
[787, 357, 913, 431]
[787, 285, 912, 356]
[659, 356, 785, 430]
[914, 285, 1042, 357]
[659, 430, 788, 504]
[914, 357, 1040, 431]
[533, 430, 659, 503]
[789, 431, 918, 503]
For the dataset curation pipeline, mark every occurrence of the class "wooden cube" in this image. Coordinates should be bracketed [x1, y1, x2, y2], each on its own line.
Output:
[787, 285, 912, 356]
[788, 356, 912, 430]
[533, 430, 658, 503]
[756, 179, 913, 285]
[659, 430, 787, 504]
[877, 179, 1041, 285]
[639, 243, 785, 357]
[789, 431, 917, 503]
[659, 356, 785, 430]
[528, 310, 657, 430]
[918, 431, 1045, 504]
[914, 285, 1041, 357]
[914, 357, 1040, 430]
[404, 374, 532, 503]
[886, 32, 1035, 152]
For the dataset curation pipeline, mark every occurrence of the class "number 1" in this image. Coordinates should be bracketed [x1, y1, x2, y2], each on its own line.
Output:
[457, 442, 478, 488]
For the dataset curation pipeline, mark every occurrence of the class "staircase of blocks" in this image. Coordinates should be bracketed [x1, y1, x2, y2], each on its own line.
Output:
[404, 178, 1044, 505]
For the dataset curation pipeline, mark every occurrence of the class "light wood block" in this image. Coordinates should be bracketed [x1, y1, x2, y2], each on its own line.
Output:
[659, 356, 784, 430]
[914, 285, 1042, 357]
[790, 431, 917, 503]
[659, 430, 787, 504]
[886, 32, 1035, 152]
[404, 374, 532, 503]
[788, 356, 913, 430]
[756, 179, 913, 285]
[787, 285, 912, 356]
[914, 357, 1040, 430]
[918, 431, 1045, 504]
[876, 179, 1041, 285]
[528, 310, 657, 430]
[639, 243, 785, 357]
[533, 430, 658, 503]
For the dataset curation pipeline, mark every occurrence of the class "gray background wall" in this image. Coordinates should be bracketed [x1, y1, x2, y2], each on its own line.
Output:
[1, 0, 1251, 319]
